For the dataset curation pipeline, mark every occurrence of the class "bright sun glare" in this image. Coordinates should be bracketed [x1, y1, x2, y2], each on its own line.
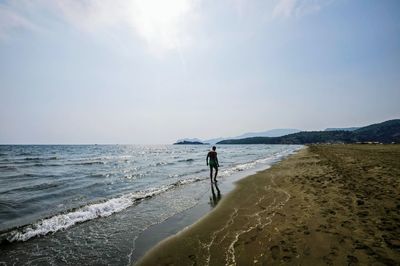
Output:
[127, 0, 193, 50]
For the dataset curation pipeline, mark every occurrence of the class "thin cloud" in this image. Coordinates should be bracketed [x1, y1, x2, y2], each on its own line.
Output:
[0, 0, 198, 52]
[0, 4, 41, 40]
[272, 0, 332, 19]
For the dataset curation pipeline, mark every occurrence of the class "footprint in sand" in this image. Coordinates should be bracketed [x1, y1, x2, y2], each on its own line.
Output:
[347, 255, 359, 265]
[187, 254, 197, 265]
[270, 245, 280, 260]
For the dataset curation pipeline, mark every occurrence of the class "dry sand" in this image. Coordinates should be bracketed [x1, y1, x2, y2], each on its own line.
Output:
[136, 144, 400, 265]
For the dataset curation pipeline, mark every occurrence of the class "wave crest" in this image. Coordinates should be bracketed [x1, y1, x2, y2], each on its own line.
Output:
[0, 177, 204, 243]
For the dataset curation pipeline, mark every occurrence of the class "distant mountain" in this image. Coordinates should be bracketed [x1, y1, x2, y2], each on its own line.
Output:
[217, 119, 400, 145]
[232, 128, 300, 139]
[175, 128, 301, 145]
[324, 127, 359, 131]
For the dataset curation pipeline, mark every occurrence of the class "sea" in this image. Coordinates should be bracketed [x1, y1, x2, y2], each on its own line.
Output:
[0, 144, 302, 265]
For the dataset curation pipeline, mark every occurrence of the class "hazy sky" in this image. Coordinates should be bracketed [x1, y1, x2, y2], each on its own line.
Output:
[1, 0, 399, 144]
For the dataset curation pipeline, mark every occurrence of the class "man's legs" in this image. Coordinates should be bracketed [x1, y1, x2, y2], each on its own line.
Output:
[214, 167, 218, 182]
[210, 166, 214, 182]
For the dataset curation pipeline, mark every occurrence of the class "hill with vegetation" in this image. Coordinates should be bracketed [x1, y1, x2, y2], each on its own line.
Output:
[217, 119, 400, 144]
[324, 127, 359, 131]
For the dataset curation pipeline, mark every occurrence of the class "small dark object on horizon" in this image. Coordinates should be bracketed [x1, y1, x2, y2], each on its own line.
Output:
[173, 141, 209, 145]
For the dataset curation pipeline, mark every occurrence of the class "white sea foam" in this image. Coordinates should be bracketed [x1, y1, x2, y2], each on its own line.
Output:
[220, 148, 298, 177]
[5, 196, 133, 242]
[2, 177, 204, 243]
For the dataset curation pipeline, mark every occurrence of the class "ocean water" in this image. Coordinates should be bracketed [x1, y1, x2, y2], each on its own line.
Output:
[0, 144, 301, 265]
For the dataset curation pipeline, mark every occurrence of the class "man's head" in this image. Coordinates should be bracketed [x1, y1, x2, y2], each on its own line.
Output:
[212, 146, 216, 151]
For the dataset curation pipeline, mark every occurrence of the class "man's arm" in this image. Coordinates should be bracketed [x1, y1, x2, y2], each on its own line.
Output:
[206, 152, 209, 165]
[216, 156, 219, 167]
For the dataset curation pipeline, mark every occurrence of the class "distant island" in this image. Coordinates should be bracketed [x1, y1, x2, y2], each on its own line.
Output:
[173, 140, 208, 145]
[217, 119, 400, 145]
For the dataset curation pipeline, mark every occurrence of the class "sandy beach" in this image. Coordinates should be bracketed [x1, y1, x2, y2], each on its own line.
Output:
[136, 144, 400, 265]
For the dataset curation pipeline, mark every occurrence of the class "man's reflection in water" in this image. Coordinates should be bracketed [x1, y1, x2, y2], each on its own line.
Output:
[209, 182, 222, 208]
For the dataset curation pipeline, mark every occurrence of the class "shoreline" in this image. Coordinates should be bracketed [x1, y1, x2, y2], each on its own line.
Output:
[136, 144, 400, 265]
[130, 146, 302, 263]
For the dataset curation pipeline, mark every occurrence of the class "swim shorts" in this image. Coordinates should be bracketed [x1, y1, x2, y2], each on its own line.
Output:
[209, 160, 218, 168]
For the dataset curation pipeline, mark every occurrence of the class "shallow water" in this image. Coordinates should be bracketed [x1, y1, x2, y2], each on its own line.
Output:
[0, 144, 301, 265]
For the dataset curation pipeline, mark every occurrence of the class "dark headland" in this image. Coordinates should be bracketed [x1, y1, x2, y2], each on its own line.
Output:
[218, 119, 400, 145]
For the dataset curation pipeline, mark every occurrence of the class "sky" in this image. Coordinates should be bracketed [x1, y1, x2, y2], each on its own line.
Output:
[0, 0, 399, 144]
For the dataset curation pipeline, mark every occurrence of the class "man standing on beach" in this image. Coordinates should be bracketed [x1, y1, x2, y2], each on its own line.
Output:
[206, 146, 220, 183]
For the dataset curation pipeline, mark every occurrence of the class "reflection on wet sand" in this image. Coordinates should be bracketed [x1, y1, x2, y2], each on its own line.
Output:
[209, 182, 222, 208]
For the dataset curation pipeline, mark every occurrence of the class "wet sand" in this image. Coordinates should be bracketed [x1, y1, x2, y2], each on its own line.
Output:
[136, 145, 400, 265]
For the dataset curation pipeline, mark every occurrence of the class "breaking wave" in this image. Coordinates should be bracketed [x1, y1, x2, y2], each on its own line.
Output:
[0, 177, 204, 243]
